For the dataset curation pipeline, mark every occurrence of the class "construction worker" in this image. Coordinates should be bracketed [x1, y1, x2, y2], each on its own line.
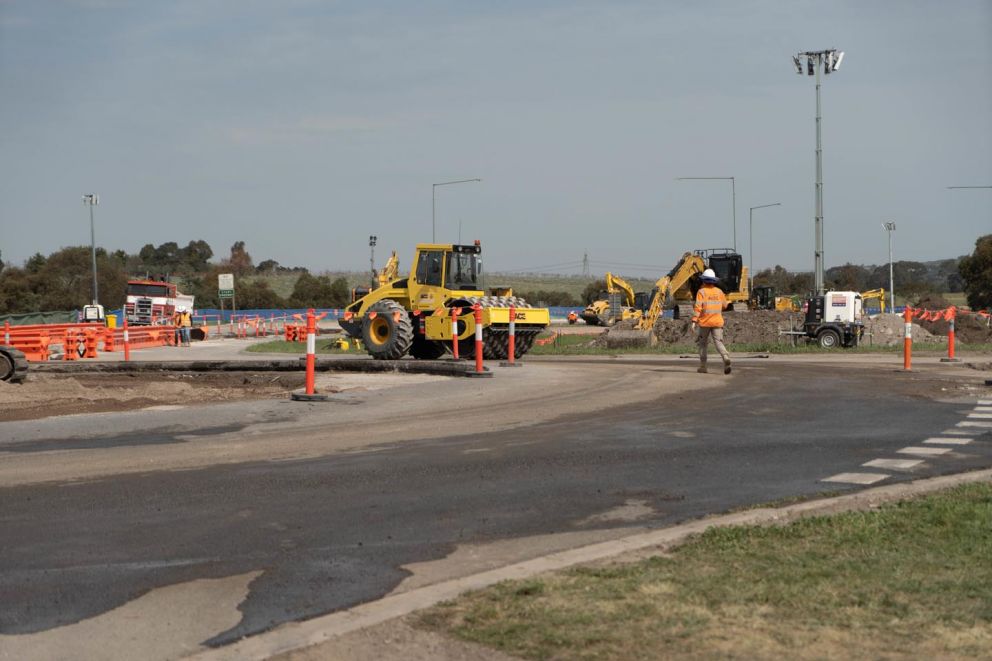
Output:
[178, 308, 193, 347]
[172, 309, 182, 347]
[691, 269, 732, 375]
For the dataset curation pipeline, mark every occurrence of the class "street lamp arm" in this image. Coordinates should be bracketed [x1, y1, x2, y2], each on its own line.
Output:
[432, 178, 482, 242]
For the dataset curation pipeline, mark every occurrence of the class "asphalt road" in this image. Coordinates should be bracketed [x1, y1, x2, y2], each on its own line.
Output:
[1, 358, 990, 652]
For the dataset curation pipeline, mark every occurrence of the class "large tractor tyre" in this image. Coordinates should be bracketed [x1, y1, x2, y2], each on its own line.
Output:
[817, 328, 841, 349]
[0, 346, 28, 383]
[409, 334, 447, 360]
[456, 296, 539, 361]
[361, 300, 414, 360]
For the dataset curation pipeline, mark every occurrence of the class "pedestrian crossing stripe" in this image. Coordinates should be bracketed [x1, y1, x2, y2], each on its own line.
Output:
[822, 472, 889, 485]
[863, 458, 922, 470]
[957, 421, 992, 428]
[924, 437, 973, 445]
[898, 446, 952, 456]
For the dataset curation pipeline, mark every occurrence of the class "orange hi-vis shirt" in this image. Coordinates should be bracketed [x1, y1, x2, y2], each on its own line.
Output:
[692, 284, 727, 328]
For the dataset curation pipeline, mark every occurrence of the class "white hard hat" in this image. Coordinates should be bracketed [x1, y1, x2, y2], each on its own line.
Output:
[701, 268, 719, 282]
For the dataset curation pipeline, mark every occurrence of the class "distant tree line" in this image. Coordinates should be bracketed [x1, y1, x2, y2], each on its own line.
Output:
[2, 236, 990, 314]
[0, 240, 349, 315]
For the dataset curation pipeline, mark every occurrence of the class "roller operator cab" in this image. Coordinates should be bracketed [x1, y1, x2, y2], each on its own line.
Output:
[339, 241, 550, 361]
[803, 290, 864, 348]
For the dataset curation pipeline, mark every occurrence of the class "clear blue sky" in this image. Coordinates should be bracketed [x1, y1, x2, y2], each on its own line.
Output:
[1, 0, 990, 277]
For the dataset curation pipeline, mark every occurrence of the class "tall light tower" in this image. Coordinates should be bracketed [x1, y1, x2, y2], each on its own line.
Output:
[882, 222, 896, 312]
[82, 193, 100, 305]
[793, 48, 844, 294]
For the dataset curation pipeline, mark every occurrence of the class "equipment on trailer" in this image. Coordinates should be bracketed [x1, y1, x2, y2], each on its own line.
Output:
[780, 290, 864, 348]
[339, 241, 551, 360]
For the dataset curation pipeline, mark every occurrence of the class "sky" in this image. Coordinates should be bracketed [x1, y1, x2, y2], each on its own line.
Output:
[1, 0, 990, 278]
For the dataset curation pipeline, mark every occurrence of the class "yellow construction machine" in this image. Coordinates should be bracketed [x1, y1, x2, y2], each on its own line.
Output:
[340, 241, 551, 360]
[580, 272, 647, 326]
[861, 288, 886, 314]
[635, 250, 748, 330]
[751, 285, 801, 312]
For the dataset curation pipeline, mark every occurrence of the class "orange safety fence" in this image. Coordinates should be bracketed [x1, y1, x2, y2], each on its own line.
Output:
[2, 321, 177, 362]
[903, 305, 992, 323]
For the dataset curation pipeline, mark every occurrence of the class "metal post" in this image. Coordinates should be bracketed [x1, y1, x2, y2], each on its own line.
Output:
[814, 55, 824, 295]
[82, 194, 99, 305]
[883, 222, 896, 312]
[369, 235, 377, 289]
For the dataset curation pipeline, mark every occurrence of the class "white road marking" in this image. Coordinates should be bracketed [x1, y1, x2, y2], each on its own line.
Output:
[957, 421, 992, 428]
[967, 413, 992, 419]
[898, 446, 952, 456]
[978, 400, 992, 406]
[974, 406, 992, 413]
[822, 472, 889, 485]
[941, 429, 975, 435]
[863, 458, 923, 470]
[924, 437, 973, 445]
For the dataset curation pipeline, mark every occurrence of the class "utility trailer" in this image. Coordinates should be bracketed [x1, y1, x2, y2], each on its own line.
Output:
[779, 291, 864, 348]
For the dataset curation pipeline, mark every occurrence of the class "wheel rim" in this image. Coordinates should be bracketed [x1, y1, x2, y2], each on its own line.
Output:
[369, 317, 391, 346]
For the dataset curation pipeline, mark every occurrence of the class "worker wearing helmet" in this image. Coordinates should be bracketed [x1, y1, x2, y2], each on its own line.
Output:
[691, 269, 732, 374]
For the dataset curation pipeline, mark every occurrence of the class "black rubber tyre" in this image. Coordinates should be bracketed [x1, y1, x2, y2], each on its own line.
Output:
[409, 334, 447, 360]
[0, 346, 28, 383]
[361, 299, 414, 360]
[818, 328, 841, 349]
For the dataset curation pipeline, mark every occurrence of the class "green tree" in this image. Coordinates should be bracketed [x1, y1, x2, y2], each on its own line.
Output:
[227, 241, 254, 276]
[288, 272, 350, 308]
[959, 234, 992, 310]
[234, 279, 285, 309]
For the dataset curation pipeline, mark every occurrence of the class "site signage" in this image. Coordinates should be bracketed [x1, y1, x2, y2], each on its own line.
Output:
[218, 273, 235, 299]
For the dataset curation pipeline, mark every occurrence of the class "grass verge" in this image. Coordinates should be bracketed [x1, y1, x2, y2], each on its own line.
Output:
[418, 483, 992, 660]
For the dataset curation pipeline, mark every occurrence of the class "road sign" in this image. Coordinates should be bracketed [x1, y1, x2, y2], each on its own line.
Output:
[219, 289, 234, 299]
[218, 273, 234, 290]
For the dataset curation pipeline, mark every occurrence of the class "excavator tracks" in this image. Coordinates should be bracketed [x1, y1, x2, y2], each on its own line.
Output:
[0, 346, 29, 383]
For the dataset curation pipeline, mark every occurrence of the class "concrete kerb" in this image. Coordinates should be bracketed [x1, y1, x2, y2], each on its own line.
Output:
[32, 358, 483, 378]
[185, 468, 992, 661]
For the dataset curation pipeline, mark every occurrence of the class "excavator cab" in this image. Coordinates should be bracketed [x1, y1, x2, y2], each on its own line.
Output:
[706, 251, 743, 296]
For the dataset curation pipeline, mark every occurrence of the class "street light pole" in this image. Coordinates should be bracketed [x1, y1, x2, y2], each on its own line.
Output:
[432, 178, 481, 243]
[749, 203, 781, 289]
[676, 177, 737, 251]
[793, 48, 844, 295]
[82, 193, 100, 305]
[882, 222, 896, 312]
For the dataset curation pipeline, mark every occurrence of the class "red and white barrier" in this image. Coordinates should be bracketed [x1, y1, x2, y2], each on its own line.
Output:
[123, 317, 131, 362]
[903, 307, 912, 371]
[450, 307, 461, 360]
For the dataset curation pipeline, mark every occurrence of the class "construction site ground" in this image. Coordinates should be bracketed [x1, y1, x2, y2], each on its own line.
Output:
[2, 325, 992, 661]
[3, 312, 991, 424]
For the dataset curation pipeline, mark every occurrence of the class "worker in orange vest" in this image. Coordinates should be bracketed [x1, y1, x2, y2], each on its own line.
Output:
[691, 268, 732, 375]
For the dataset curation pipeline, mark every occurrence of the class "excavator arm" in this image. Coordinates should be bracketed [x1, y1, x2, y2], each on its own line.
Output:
[605, 272, 637, 307]
[635, 252, 707, 330]
[376, 251, 400, 288]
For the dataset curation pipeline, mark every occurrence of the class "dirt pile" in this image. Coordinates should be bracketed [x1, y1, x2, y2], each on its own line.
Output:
[652, 310, 799, 345]
[863, 314, 938, 346]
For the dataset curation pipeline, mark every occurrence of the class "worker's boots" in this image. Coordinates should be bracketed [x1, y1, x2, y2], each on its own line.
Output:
[723, 359, 732, 375]
[697, 365, 707, 374]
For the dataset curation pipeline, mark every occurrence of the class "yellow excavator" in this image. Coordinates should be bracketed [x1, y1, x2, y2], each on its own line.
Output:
[861, 288, 886, 314]
[635, 250, 748, 331]
[580, 272, 647, 326]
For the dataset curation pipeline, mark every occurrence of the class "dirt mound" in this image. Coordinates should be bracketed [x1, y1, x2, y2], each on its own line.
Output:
[863, 314, 938, 346]
[914, 294, 952, 309]
[916, 314, 992, 344]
